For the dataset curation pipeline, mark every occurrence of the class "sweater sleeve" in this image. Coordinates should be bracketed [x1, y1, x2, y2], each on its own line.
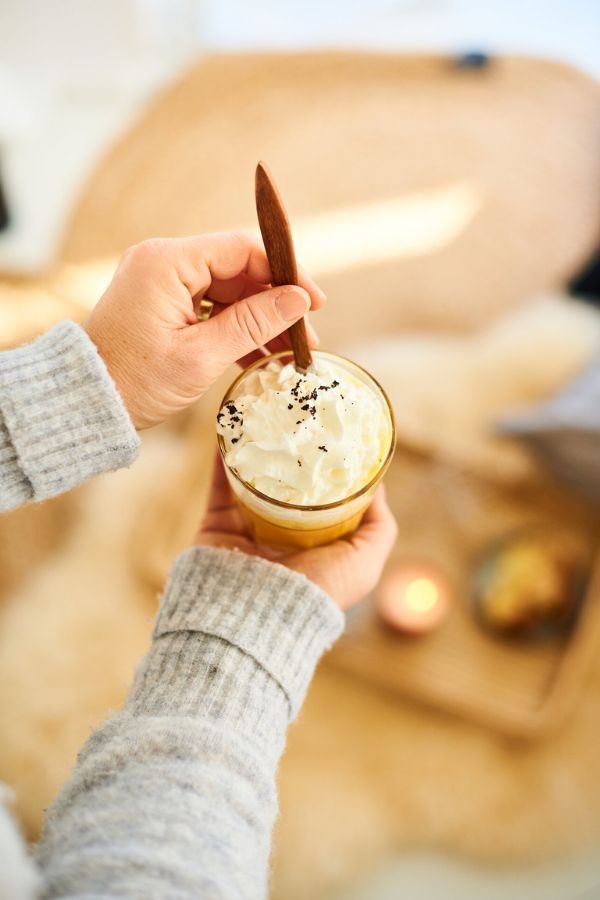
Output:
[35, 546, 344, 900]
[0, 321, 140, 511]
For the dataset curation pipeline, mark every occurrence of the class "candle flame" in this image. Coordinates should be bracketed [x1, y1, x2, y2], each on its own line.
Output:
[405, 578, 439, 613]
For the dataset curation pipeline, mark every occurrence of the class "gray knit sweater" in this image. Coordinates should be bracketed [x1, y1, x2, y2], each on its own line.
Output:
[0, 322, 344, 899]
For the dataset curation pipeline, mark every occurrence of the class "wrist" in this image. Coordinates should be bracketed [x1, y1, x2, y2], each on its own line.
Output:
[82, 317, 144, 429]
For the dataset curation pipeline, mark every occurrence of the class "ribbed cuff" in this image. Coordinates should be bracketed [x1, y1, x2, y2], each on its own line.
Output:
[0, 418, 30, 509]
[0, 321, 140, 506]
[129, 546, 344, 722]
[127, 632, 291, 752]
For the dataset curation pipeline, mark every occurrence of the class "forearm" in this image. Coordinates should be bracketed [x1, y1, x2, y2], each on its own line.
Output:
[0, 321, 139, 511]
[35, 547, 344, 899]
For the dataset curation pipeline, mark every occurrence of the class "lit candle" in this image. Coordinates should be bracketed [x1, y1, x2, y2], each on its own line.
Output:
[375, 562, 451, 635]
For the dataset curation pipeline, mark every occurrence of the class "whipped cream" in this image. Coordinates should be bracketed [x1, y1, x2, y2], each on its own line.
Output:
[217, 357, 391, 505]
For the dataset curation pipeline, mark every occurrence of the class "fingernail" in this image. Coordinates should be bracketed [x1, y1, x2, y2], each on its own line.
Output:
[275, 287, 310, 321]
[306, 321, 320, 346]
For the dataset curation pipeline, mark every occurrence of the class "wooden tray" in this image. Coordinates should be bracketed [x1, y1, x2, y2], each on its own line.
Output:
[327, 450, 600, 738]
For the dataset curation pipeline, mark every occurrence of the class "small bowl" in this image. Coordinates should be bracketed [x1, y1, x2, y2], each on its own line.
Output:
[471, 525, 592, 642]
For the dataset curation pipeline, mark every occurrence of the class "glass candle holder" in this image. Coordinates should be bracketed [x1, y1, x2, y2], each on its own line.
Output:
[217, 350, 396, 549]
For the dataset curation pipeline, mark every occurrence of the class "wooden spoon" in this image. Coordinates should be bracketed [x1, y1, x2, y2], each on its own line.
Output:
[255, 161, 313, 372]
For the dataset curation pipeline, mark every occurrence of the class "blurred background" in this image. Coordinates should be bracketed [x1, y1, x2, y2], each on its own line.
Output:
[1, 0, 598, 272]
[1, 2, 600, 898]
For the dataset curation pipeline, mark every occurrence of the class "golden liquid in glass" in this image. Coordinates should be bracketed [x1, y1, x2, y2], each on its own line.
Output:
[238, 501, 367, 549]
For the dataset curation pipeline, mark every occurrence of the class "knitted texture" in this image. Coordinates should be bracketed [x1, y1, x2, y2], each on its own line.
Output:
[35, 547, 344, 898]
[0, 321, 140, 511]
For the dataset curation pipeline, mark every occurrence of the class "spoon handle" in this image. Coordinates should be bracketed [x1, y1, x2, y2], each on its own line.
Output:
[255, 161, 313, 372]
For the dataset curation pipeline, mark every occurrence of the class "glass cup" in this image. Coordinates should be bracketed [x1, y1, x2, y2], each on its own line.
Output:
[216, 350, 396, 549]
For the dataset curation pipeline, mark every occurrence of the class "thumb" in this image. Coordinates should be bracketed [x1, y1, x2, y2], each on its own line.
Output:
[201, 285, 310, 369]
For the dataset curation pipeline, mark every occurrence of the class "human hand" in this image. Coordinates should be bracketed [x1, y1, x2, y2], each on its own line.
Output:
[195, 459, 398, 610]
[84, 231, 325, 429]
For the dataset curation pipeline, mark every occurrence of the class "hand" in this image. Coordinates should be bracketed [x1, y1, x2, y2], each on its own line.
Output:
[84, 231, 325, 429]
[196, 459, 398, 611]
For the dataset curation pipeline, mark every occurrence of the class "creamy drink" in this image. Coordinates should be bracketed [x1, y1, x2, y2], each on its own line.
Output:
[216, 350, 395, 548]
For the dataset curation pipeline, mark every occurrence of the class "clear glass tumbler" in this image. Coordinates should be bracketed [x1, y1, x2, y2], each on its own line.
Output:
[216, 350, 396, 549]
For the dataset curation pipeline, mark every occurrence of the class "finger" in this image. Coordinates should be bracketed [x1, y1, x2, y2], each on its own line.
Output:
[205, 274, 270, 305]
[303, 318, 320, 347]
[194, 284, 310, 376]
[350, 486, 398, 561]
[236, 319, 319, 369]
[208, 303, 288, 369]
[177, 231, 271, 294]
[297, 261, 326, 310]
[205, 303, 318, 348]
[207, 269, 325, 314]
[200, 453, 249, 536]
[173, 230, 326, 310]
[206, 453, 235, 513]
[207, 270, 325, 312]
[361, 484, 391, 526]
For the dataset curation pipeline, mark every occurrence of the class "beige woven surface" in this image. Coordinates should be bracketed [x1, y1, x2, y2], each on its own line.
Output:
[61, 53, 600, 337]
[1, 52, 600, 899]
